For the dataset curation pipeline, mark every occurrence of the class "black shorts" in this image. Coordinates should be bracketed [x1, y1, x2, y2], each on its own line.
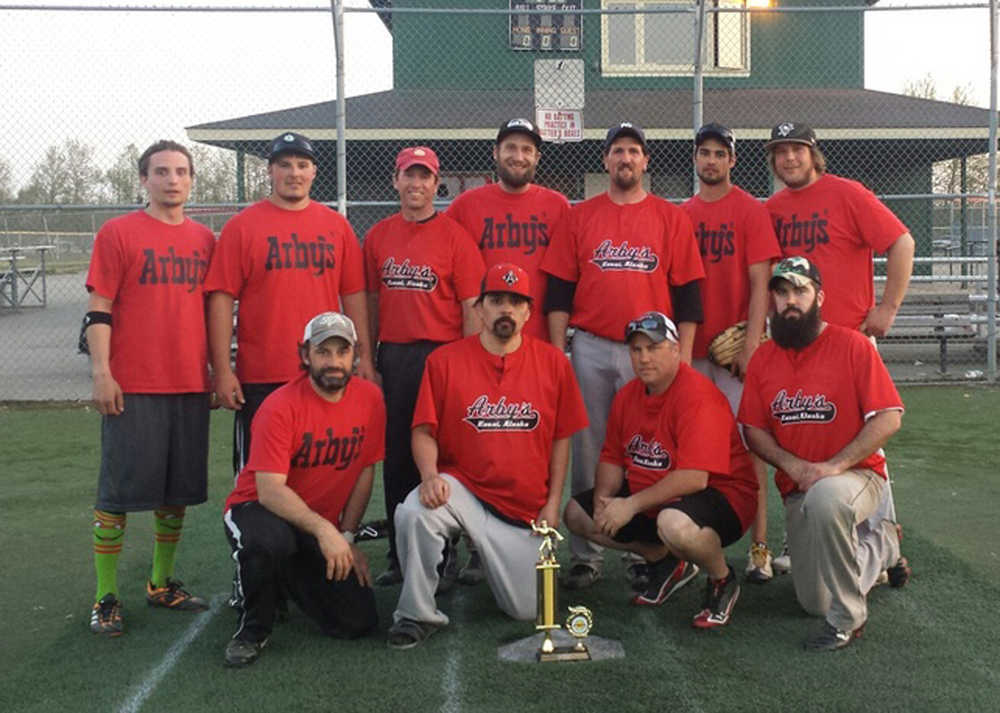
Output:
[96, 393, 210, 511]
[573, 482, 745, 548]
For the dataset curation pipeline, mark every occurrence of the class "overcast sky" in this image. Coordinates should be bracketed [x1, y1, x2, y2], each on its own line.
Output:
[0, 0, 991, 189]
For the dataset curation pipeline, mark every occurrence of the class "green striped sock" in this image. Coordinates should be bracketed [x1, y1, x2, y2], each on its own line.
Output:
[150, 506, 186, 588]
[93, 510, 126, 601]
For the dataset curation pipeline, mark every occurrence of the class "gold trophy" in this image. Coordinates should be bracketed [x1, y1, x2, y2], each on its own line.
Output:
[530, 520, 592, 662]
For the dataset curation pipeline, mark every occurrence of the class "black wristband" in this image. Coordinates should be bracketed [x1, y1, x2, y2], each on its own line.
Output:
[84, 311, 112, 327]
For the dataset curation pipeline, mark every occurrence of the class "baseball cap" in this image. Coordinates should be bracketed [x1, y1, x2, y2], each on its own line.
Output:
[625, 311, 679, 344]
[695, 123, 736, 154]
[769, 256, 823, 290]
[302, 312, 357, 346]
[480, 263, 532, 301]
[395, 146, 440, 176]
[268, 132, 317, 163]
[603, 122, 647, 153]
[764, 122, 818, 150]
[497, 118, 542, 147]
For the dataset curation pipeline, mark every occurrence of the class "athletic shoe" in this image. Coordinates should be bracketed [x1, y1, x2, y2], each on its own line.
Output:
[90, 593, 123, 636]
[145, 579, 209, 611]
[886, 556, 912, 588]
[745, 541, 773, 583]
[632, 559, 699, 606]
[626, 561, 651, 592]
[692, 565, 740, 628]
[387, 618, 439, 650]
[561, 563, 602, 590]
[804, 620, 865, 652]
[458, 550, 485, 585]
[772, 538, 791, 575]
[375, 565, 403, 587]
[224, 636, 268, 667]
[436, 539, 459, 595]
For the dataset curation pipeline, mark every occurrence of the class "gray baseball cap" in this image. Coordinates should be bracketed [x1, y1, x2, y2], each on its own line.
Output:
[625, 311, 679, 344]
[302, 312, 357, 346]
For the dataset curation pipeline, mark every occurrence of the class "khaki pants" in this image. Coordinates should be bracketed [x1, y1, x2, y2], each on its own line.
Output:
[784, 469, 900, 631]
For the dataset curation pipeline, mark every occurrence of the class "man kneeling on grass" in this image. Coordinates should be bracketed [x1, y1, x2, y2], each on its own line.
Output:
[222, 312, 386, 667]
[387, 264, 588, 649]
[563, 311, 758, 628]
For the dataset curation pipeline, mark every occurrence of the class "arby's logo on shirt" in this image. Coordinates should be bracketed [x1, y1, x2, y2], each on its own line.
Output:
[463, 395, 540, 432]
[380, 257, 438, 291]
[589, 240, 659, 272]
[626, 434, 671, 470]
[770, 388, 837, 425]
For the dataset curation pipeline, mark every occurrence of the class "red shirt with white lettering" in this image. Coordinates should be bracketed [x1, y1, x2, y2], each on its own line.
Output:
[766, 173, 908, 330]
[540, 193, 704, 341]
[681, 187, 781, 358]
[738, 324, 904, 498]
[225, 373, 386, 526]
[600, 365, 758, 529]
[86, 210, 214, 393]
[364, 213, 485, 344]
[412, 334, 588, 524]
[203, 199, 365, 383]
[446, 183, 570, 341]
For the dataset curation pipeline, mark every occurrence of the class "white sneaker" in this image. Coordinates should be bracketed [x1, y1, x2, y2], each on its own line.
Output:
[745, 542, 773, 583]
[772, 538, 791, 575]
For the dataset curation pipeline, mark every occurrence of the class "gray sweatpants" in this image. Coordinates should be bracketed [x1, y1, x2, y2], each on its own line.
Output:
[568, 329, 634, 566]
[784, 469, 900, 632]
[393, 474, 540, 626]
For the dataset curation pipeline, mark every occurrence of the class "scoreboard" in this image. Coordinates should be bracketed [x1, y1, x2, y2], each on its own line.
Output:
[510, 1, 582, 52]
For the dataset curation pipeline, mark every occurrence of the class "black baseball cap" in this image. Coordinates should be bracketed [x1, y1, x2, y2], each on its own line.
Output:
[267, 132, 317, 163]
[497, 118, 542, 147]
[603, 122, 647, 153]
[764, 122, 817, 150]
[695, 123, 736, 154]
[769, 256, 823, 290]
[625, 311, 679, 344]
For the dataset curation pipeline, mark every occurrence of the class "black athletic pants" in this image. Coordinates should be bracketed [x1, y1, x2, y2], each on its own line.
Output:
[377, 340, 443, 567]
[232, 382, 284, 479]
[224, 502, 377, 644]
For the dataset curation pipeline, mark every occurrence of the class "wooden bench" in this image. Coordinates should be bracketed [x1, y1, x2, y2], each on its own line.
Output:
[880, 292, 986, 373]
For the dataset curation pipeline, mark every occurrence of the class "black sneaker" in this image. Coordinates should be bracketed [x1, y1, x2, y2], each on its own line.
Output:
[90, 593, 123, 636]
[804, 620, 864, 652]
[561, 563, 602, 590]
[632, 558, 699, 606]
[692, 565, 740, 628]
[886, 556, 911, 588]
[224, 636, 268, 667]
[626, 561, 651, 592]
[387, 618, 439, 650]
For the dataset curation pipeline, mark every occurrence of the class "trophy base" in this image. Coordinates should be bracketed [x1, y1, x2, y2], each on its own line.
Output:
[498, 630, 625, 663]
[538, 647, 591, 663]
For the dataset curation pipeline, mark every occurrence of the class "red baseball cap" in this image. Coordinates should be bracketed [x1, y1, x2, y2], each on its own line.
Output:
[395, 146, 440, 175]
[480, 263, 532, 301]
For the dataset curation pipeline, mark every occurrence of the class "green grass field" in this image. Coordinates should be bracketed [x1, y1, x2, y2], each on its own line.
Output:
[2, 386, 998, 713]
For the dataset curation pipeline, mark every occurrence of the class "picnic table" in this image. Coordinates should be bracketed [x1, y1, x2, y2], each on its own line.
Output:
[0, 245, 56, 309]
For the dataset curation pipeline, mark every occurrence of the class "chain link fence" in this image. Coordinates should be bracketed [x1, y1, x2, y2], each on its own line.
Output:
[1, 1, 996, 400]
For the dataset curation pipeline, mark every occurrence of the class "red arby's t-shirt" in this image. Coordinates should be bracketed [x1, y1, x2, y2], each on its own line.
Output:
[225, 374, 386, 526]
[412, 334, 588, 524]
[86, 210, 214, 393]
[738, 324, 904, 498]
[203, 199, 365, 384]
[600, 365, 758, 530]
[765, 173, 908, 330]
[681, 187, 781, 359]
[540, 193, 704, 342]
[446, 183, 570, 341]
[363, 212, 485, 344]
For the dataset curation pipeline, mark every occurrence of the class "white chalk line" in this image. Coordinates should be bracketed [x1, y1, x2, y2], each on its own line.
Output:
[439, 588, 465, 713]
[116, 595, 223, 713]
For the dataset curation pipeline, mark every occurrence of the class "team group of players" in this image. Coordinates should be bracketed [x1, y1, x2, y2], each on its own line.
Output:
[83, 116, 915, 666]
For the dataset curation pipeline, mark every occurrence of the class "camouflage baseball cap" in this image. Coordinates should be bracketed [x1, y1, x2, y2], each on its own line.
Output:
[769, 256, 823, 289]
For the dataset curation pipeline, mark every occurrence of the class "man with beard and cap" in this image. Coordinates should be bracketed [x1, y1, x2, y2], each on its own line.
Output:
[680, 122, 781, 584]
[739, 257, 910, 651]
[541, 121, 705, 590]
[222, 312, 386, 667]
[763, 121, 914, 581]
[445, 118, 571, 584]
[387, 263, 588, 649]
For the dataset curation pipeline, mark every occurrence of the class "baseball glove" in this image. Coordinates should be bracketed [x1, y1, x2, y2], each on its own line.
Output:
[707, 321, 768, 368]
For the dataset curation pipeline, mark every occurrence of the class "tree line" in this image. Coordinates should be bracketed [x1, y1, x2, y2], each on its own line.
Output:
[0, 140, 271, 206]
